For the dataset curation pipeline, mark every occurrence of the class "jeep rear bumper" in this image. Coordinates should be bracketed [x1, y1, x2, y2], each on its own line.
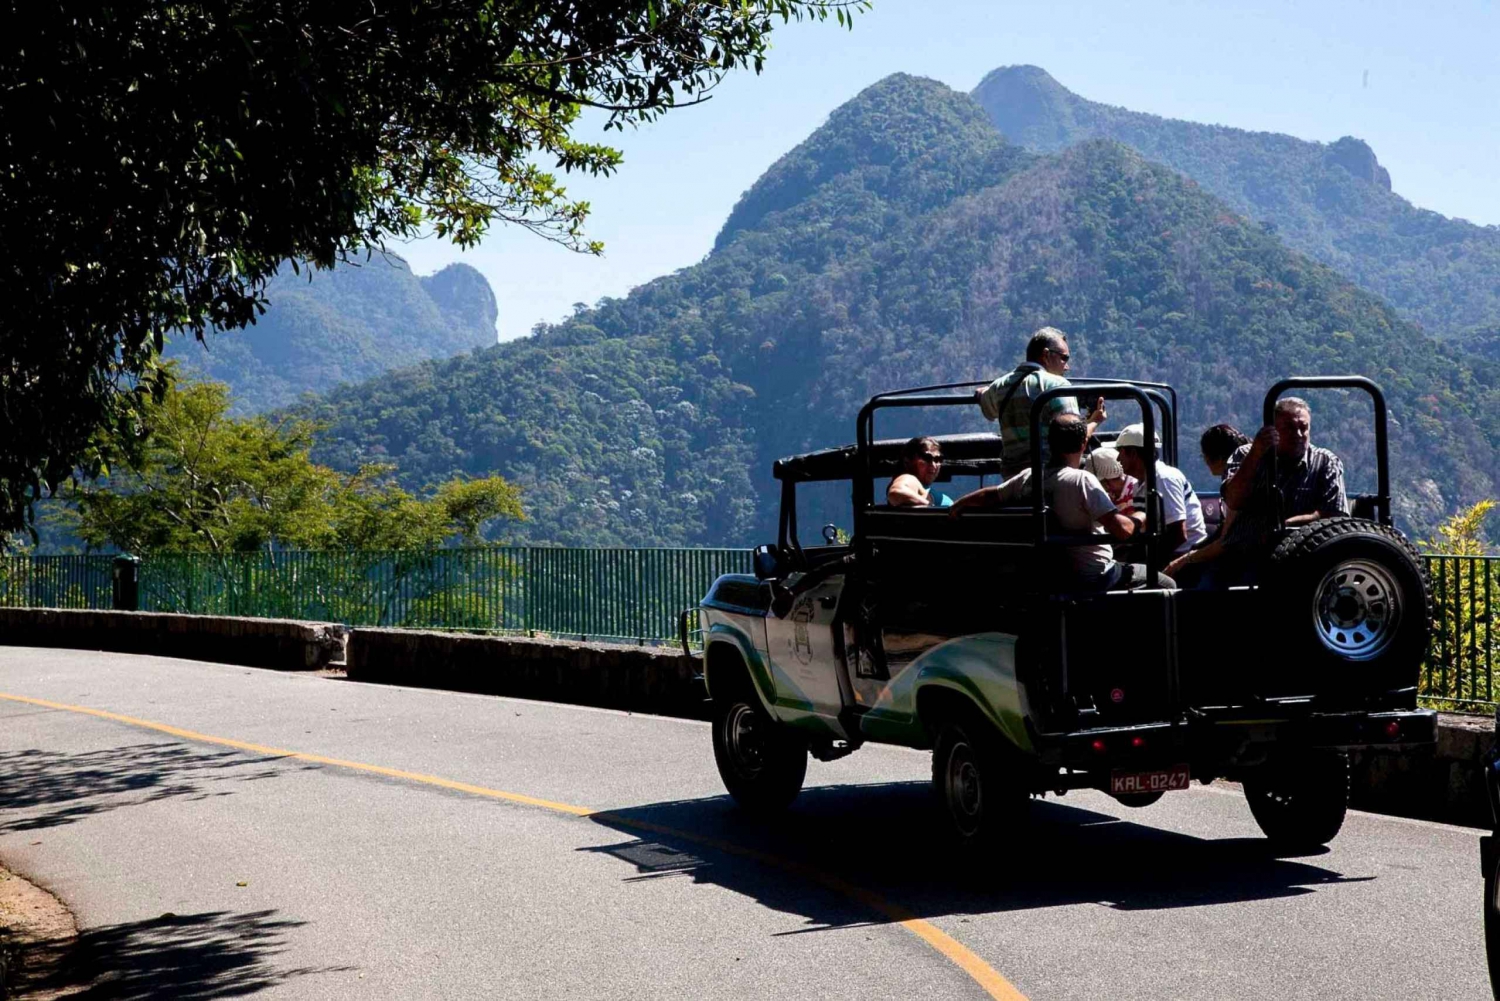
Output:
[1035, 708, 1437, 775]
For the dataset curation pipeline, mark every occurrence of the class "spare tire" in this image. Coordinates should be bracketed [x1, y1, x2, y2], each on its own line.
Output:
[1263, 516, 1430, 697]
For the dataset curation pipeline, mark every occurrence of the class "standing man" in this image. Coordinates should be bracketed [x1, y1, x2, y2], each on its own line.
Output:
[977, 326, 1106, 478]
[1114, 423, 1207, 559]
[1214, 397, 1348, 582]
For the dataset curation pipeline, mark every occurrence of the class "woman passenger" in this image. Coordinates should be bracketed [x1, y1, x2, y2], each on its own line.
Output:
[887, 436, 948, 507]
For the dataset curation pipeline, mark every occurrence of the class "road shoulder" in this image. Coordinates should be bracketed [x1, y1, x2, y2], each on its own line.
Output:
[0, 865, 76, 999]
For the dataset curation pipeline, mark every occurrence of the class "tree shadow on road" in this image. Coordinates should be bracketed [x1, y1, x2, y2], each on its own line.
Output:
[22, 909, 355, 1000]
[585, 781, 1372, 931]
[0, 742, 303, 834]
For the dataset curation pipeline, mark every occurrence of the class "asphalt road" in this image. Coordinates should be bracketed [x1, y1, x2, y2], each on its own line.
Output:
[0, 647, 1490, 1000]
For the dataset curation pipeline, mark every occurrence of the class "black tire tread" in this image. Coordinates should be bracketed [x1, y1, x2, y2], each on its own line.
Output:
[1268, 515, 1432, 628]
[710, 664, 806, 814]
[1244, 751, 1350, 849]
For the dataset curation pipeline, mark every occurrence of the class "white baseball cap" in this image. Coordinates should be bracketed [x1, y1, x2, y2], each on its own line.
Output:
[1114, 423, 1160, 450]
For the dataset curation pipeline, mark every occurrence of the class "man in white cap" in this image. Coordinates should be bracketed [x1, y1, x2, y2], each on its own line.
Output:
[1114, 423, 1206, 559]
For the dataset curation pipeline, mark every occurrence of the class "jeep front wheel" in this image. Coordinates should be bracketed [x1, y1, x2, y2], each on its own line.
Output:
[931, 714, 1028, 848]
[1243, 751, 1350, 850]
[712, 692, 807, 814]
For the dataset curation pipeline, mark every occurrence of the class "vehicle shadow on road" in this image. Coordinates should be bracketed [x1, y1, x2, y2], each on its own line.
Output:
[24, 909, 356, 1000]
[0, 742, 305, 834]
[584, 781, 1371, 929]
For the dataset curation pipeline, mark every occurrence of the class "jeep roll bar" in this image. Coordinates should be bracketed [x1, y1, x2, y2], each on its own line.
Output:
[851, 380, 1167, 579]
[1262, 376, 1390, 527]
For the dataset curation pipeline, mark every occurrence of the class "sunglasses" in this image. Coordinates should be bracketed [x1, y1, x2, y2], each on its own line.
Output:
[1048, 348, 1071, 362]
[917, 453, 942, 463]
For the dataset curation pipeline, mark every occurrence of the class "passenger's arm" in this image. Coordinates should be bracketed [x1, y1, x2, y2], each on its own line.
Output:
[1165, 538, 1223, 578]
[886, 474, 930, 508]
[1084, 396, 1106, 441]
[1099, 509, 1137, 541]
[948, 486, 1001, 515]
[950, 471, 1029, 517]
[1222, 428, 1275, 510]
[1163, 519, 1187, 553]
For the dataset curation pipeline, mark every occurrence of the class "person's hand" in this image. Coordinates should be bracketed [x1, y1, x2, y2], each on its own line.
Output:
[1087, 396, 1106, 425]
[1163, 554, 1189, 578]
[1250, 425, 1277, 457]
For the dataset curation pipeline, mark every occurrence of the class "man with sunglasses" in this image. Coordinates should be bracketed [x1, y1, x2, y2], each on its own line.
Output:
[887, 436, 952, 508]
[977, 326, 1107, 478]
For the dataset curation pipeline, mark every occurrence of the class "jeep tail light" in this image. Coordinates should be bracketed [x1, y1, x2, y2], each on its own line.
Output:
[1091, 739, 1107, 754]
[1131, 736, 1147, 749]
[1384, 720, 1401, 739]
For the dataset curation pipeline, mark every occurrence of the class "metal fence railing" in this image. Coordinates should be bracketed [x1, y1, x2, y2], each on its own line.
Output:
[5, 549, 1499, 708]
[0, 554, 114, 610]
[1423, 554, 1499, 712]
[130, 547, 752, 645]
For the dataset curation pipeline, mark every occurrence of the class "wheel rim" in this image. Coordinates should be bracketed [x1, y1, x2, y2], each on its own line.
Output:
[724, 702, 767, 779]
[1313, 559, 1403, 660]
[944, 739, 983, 836]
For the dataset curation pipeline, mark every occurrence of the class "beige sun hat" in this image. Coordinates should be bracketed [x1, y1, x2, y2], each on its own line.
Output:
[1085, 447, 1124, 481]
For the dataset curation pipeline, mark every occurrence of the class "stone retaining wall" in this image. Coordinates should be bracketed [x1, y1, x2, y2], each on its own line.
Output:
[0, 608, 346, 671]
[1350, 712, 1495, 827]
[345, 628, 705, 718]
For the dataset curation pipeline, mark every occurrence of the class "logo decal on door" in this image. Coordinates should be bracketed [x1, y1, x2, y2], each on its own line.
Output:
[789, 594, 815, 665]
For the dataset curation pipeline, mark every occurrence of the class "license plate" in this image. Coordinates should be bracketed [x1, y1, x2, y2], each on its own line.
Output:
[1110, 763, 1191, 796]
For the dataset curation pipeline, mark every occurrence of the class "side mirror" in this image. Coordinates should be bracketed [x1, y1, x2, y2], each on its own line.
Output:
[752, 544, 782, 581]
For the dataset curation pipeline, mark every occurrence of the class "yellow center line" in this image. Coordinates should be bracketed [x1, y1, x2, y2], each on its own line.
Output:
[0, 691, 1026, 1000]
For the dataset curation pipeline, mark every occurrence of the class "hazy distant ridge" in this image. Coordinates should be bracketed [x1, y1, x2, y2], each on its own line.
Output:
[973, 65, 1500, 348]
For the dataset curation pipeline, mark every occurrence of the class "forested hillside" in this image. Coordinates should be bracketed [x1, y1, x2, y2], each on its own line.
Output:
[305, 73, 1500, 546]
[168, 256, 497, 414]
[972, 65, 1500, 350]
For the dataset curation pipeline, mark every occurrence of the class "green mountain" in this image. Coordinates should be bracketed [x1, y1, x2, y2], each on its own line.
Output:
[304, 73, 1500, 546]
[168, 255, 497, 414]
[972, 65, 1500, 352]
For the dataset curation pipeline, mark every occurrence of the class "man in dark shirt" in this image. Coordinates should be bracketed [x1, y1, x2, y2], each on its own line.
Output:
[1213, 397, 1347, 583]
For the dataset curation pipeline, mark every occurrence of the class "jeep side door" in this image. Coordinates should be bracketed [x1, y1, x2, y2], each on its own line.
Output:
[764, 573, 849, 734]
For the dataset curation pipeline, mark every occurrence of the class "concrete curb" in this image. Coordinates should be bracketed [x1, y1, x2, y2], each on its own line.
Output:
[0, 608, 347, 672]
[346, 628, 705, 718]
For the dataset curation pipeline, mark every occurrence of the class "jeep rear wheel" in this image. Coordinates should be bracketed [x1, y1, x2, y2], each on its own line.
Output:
[712, 689, 807, 814]
[1265, 517, 1430, 695]
[1243, 751, 1349, 850]
[931, 714, 1028, 848]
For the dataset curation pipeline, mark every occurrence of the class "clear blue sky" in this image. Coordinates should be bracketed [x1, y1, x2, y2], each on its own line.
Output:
[396, 0, 1500, 342]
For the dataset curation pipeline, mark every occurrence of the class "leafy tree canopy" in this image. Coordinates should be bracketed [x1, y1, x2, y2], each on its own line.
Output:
[57, 377, 524, 555]
[0, 0, 864, 536]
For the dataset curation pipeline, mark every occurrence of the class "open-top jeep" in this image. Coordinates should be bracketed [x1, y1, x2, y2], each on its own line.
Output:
[694, 375, 1436, 849]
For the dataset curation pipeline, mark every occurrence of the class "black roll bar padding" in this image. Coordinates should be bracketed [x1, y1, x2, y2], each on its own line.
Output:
[778, 477, 809, 568]
[1261, 376, 1390, 527]
[1030, 382, 1160, 579]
